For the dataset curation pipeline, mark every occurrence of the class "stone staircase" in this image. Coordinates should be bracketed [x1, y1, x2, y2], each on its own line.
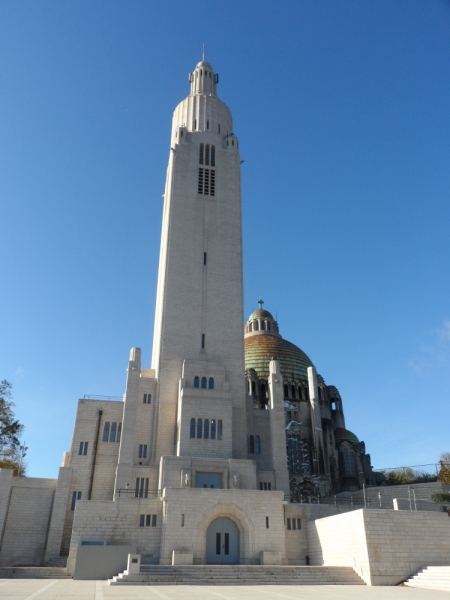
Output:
[405, 566, 450, 591]
[109, 565, 365, 586]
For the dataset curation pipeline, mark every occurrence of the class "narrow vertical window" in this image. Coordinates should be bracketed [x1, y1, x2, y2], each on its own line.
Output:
[146, 514, 151, 527]
[211, 419, 216, 439]
[152, 515, 157, 527]
[139, 444, 143, 458]
[71, 491, 82, 511]
[255, 435, 261, 454]
[197, 418, 202, 439]
[145, 478, 149, 498]
[135, 478, 140, 498]
[143, 394, 147, 404]
[224, 533, 229, 555]
[194, 376, 200, 388]
[292, 518, 297, 530]
[201, 377, 207, 389]
[291, 385, 296, 399]
[208, 377, 214, 389]
[211, 145, 215, 166]
[102, 422, 110, 442]
[264, 482, 267, 490]
[297, 518, 301, 530]
[216, 533, 221, 555]
[260, 482, 263, 490]
[204, 419, 209, 439]
[210, 170, 215, 196]
[110, 422, 117, 442]
[268, 482, 271, 490]
[181, 514, 185, 527]
[249, 435, 255, 454]
[203, 252, 207, 265]
[218, 420, 222, 440]
[143, 445, 147, 458]
[194, 119, 197, 130]
[83, 442, 88, 455]
[287, 518, 291, 530]
[140, 514, 145, 527]
[206, 120, 209, 130]
[79, 442, 84, 455]
[201, 334, 205, 349]
[266, 516, 269, 529]
[204, 169, 210, 195]
[117, 423, 122, 443]
[284, 384, 289, 398]
[198, 168, 204, 194]
[190, 418, 196, 438]
[199, 143, 204, 164]
[140, 477, 145, 498]
[205, 144, 210, 166]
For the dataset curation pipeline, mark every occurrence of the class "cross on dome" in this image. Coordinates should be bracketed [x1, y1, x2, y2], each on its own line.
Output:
[258, 298, 264, 310]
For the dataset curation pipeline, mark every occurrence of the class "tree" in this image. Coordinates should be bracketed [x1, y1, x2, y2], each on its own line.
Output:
[438, 452, 450, 485]
[379, 467, 437, 486]
[0, 380, 27, 475]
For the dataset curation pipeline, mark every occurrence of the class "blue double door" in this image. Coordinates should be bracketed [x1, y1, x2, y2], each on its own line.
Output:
[206, 517, 239, 564]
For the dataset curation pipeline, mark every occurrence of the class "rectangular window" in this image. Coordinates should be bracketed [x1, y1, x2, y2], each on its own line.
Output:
[260, 482, 263, 490]
[287, 518, 291, 530]
[197, 418, 203, 439]
[218, 420, 222, 440]
[249, 435, 255, 453]
[211, 145, 215, 166]
[71, 491, 82, 511]
[266, 516, 269, 529]
[110, 422, 117, 443]
[146, 514, 151, 527]
[205, 144, 210, 166]
[263, 482, 267, 490]
[135, 478, 149, 498]
[79, 441, 88, 455]
[201, 334, 205, 349]
[151, 515, 157, 527]
[198, 168, 204, 194]
[216, 532, 221, 555]
[210, 170, 215, 196]
[102, 422, 110, 442]
[143, 445, 147, 458]
[204, 169, 209, 195]
[203, 252, 207, 265]
[181, 514, 185, 527]
[292, 518, 297, 530]
[190, 418, 196, 438]
[297, 518, 301, 530]
[117, 422, 122, 443]
[139, 445, 143, 458]
[140, 514, 145, 527]
[255, 435, 261, 454]
[204, 419, 209, 439]
[224, 532, 229, 555]
[143, 394, 151, 404]
[79, 441, 83, 455]
[199, 143, 204, 165]
[211, 419, 216, 439]
[268, 482, 271, 490]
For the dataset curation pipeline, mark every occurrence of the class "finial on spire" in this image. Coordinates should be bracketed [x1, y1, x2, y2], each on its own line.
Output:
[257, 298, 264, 310]
[202, 43, 205, 61]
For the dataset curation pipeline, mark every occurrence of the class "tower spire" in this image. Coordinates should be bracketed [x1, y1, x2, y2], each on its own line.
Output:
[202, 43, 205, 61]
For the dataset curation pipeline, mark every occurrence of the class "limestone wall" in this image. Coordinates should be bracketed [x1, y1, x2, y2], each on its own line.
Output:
[307, 508, 450, 585]
[0, 477, 56, 567]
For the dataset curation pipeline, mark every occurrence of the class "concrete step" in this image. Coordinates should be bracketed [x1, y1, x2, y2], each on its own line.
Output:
[109, 565, 365, 586]
[0, 567, 70, 579]
[405, 566, 450, 591]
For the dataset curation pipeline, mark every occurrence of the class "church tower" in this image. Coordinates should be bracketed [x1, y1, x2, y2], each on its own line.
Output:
[151, 60, 247, 461]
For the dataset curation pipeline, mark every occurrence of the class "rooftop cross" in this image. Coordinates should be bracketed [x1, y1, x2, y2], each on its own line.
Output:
[257, 298, 264, 310]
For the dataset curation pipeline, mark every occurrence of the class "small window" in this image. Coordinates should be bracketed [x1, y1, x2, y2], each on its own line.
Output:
[264, 482, 267, 490]
[78, 441, 88, 455]
[199, 143, 204, 165]
[255, 435, 261, 454]
[211, 145, 215, 166]
[260, 482, 263, 490]
[261, 321, 265, 330]
[331, 401, 336, 410]
[208, 377, 214, 389]
[201, 377, 207, 389]
[291, 385, 296, 399]
[284, 384, 289, 398]
[204, 252, 207, 265]
[71, 491, 82, 511]
[218, 420, 222, 440]
[110, 422, 117, 442]
[253, 320, 259, 331]
[197, 419, 203, 439]
[232, 140, 234, 146]
[139, 514, 145, 527]
[249, 435, 255, 454]
[318, 387, 322, 400]
[138, 444, 147, 459]
[201, 334, 205, 349]
[198, 168, 204, 194]
[139, 444, 143, 458]
[143, 394, 152, 404]
[292, 518, 297, 530]
[268, 482, 271, 490]
[190, 418, 196, 438]
[152, 515, 157, 527]
[211, 419, 216, 439]
[102, 422, 110, 442]
[210, 170, 215, 196]
[297, 518, 301, 530]
[181, 514, 185, 527]
[266, 516, 269, 529]
[204, 419, 209, 439]
[117, 422, 122, 443]
[194, 376, 200, 388]
[204, 169, 210, 195]
[146, 514, 151, 527]
[287, 518, 291, 530]
[194, 119, 197, 130]
[206, 120, 209, 130]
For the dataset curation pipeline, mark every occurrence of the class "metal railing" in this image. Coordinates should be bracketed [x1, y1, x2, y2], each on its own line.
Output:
[116, 488, 162, 499]
[83, 394, 123, 401]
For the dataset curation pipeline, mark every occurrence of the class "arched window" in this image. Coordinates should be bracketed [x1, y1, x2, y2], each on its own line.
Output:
[201, 377, 207, 389]
[284, 384, 289, 398]
[331, 401, 336, 411]
[194, 376, 199, 388]
[204, 419, 209, 439]
[190, 418, 195, 438]
[110, 422, 117, 442]
[208, 377, 214, 389]
[291, 385, 296, 399]
[197, 418, 202, 439]
[117, 422, 122, 443]
[102, 422, 110, 442]
[255, 436, 261, 454]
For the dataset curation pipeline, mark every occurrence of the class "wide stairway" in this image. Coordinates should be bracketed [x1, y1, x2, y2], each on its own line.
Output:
[109, 565, 365, 586]
[405, 566, 450, 591]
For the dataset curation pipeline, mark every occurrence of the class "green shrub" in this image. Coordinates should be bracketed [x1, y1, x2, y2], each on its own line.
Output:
[431, 492, 450, 504]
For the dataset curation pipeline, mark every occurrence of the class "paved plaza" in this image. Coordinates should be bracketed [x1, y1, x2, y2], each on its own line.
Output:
[0, 580, 450, 600]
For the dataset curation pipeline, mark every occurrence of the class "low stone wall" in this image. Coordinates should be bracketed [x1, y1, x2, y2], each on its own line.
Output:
[307, 508, 450, 585]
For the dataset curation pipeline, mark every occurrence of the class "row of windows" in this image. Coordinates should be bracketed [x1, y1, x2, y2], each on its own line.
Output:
[78, 441, 88, 456]
[135, 477, 149, 498]
[286, 518, 302, 531]
[249, 435, 261, 454]
[138, 444, 148, 458]
[139, 514, 157, 527]
[259, 482, 272, 490]
[199, 144, 215, 166]
[284, 384, 310, 401]
[198, 168, 215, 196]
[194, 376, 214, 389]
[103, 422, 122, 442]
[71, 491, 82, 510]
[190, 418, 223, 440]
[143, 394, 151, 404]
[246, 320, 277, 333]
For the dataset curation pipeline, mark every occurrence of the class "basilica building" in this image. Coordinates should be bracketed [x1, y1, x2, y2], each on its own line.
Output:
[0, 57, 375, 574]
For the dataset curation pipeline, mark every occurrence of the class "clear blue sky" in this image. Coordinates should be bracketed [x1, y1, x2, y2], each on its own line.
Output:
[1, 1, 449, 478]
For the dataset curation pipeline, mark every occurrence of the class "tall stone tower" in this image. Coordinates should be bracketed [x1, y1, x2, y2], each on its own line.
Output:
[151, 60, 247, 462]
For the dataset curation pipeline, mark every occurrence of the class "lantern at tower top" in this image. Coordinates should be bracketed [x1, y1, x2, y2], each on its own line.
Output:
[189, 60, 218, 97]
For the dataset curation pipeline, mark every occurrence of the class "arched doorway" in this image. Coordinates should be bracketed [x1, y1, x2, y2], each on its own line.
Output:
[206, 517, 239, 564]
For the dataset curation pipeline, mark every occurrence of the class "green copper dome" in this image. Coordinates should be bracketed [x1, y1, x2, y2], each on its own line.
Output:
[334, 428, 359, 445]
[244, 334, 314, 381]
